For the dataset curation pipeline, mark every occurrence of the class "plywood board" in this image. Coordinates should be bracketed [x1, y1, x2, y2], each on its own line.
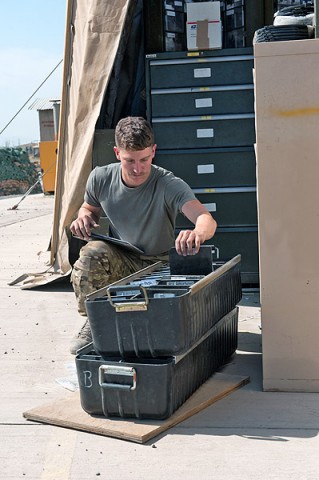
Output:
[23, 372, 249, 444]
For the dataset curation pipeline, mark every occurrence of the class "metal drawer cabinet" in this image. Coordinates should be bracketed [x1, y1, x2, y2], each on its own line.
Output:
[146, 48, 258, 285]
[151, 84, 254, 117]
[149, 54, 254, 89]
[176, 187, 258, 228]
[153, 114, 255, 149]
[154, 146, 256, 188]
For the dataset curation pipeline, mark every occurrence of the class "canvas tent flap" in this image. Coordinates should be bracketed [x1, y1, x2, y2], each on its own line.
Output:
[97, 0, 145, 128]
[13, 0, 133, 289]
[8, 269, 72, 290]
[13, 0, 148, 290]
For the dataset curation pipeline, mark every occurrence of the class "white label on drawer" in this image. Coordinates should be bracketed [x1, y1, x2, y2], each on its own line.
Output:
[197, 164, 215, 174]
[197, 128, 214, 138]
[203, 203, 217, 212]
[167, 10, 176, 16]
[194, 68, 211, 78]
[175, 0, 183, 5]
[195, 98, 213, 108]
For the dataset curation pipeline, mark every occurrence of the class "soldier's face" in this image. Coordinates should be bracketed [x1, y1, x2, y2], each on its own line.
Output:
[114, 145, 156, 187]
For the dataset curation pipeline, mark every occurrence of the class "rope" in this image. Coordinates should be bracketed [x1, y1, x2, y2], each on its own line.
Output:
[0, 59, 63, 136]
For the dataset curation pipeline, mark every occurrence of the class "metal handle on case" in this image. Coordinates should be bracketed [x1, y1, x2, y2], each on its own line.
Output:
[99, 365, 137, 391]
[106, 285, 149, 312]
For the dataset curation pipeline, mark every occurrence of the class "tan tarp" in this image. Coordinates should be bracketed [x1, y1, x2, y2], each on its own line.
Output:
[14, 0, 132, 288]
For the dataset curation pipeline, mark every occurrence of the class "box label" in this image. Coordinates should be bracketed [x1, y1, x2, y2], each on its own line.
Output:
[197, 128, 214, 138]
[197, 164, 215, 174]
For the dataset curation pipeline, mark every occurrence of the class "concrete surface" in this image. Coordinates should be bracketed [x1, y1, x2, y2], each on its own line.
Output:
[1, 193, 319, 480]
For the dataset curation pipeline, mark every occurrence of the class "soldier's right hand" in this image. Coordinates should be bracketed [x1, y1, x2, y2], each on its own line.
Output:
[70, 215, 99, 241]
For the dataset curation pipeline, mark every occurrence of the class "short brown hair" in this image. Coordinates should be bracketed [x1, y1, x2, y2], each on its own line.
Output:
[115, 117, 154, 150]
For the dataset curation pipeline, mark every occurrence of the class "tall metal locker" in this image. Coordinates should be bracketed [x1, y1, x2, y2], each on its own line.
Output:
[146, 48, 258, 285]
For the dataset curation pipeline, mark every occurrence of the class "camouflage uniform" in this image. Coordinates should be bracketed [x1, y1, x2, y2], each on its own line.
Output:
[71, 240, 162, 316]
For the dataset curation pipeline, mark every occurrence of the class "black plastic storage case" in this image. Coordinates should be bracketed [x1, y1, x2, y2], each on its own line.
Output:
[75, 307, 238, 420]
[85, 255, 242, 358]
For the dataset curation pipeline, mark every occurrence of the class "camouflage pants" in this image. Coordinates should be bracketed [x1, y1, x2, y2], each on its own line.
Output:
[70, 241, 156, 316]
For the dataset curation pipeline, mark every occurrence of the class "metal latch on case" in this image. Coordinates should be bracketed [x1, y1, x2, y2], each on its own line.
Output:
[106, 285, 149, 312]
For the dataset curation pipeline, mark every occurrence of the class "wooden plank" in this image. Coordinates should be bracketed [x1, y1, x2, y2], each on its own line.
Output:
[23, 372, 249, 444]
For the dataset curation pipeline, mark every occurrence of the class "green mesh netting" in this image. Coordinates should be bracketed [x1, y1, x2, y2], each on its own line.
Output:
[0, 148, 42, 196]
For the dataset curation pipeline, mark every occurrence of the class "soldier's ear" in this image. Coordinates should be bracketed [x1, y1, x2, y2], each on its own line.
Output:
[152, 144, 157, 158]
[114, 147, 121, 161]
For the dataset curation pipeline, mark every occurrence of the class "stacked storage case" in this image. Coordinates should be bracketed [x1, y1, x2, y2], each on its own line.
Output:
[143, 1, 262, 53]
[164, 0, 187, 52]
[275, 0, 313, 8]
[221, 0, 246, 48]
[76, 255, 242, 419]
[143, 0, 187, 53]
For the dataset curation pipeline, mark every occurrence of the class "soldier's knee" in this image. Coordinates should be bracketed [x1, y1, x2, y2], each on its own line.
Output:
[73, 241, 110, 271]
[80, 240, 110, 259]
[72, 241, 110, 277]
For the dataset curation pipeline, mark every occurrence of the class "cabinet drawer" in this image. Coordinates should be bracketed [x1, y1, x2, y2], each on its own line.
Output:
[151, 85, 254, 117]
[176, 188, 257, 227]
[204, 227, 259, 284]
[153, 115, 255, 149]
[154, 147, 256, 187]
[149, 55, 254, 89]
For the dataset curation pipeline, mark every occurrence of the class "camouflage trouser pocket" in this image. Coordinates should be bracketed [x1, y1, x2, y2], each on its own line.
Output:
[70, 240, 154, 315]
[71, 255, 108, 315]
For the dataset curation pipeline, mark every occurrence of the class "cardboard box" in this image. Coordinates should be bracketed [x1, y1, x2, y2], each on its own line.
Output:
[254, 39, 319, 392]
[186, 1, 222, 50]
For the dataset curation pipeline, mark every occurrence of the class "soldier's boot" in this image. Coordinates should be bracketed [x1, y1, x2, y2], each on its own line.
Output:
[70, 318, 92, 355]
